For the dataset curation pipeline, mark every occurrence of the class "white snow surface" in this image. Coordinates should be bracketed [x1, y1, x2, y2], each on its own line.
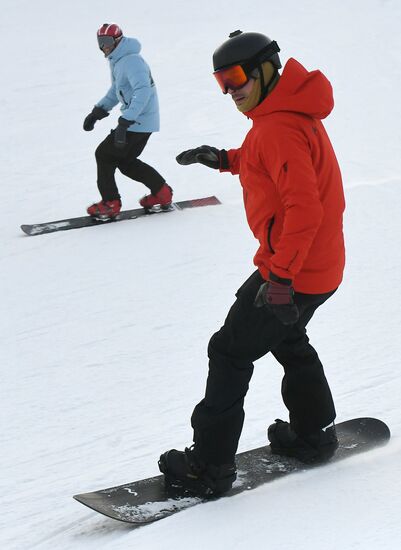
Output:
[1, 1, 401, 548]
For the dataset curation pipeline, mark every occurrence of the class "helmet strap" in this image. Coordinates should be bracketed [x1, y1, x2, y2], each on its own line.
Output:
[236, 62, 280, 113]
[258, 63, 266, 103]
[257, 64, 279, 105]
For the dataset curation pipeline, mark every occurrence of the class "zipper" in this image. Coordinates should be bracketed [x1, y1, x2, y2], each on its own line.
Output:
[267, 216, 275, 254]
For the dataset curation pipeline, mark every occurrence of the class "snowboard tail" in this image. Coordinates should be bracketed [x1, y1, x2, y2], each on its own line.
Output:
[73, 417, 390, 526]
[21, 195, 221, 236]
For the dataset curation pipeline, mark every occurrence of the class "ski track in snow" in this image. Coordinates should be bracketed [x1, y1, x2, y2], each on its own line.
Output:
[2, 1, 401, 549]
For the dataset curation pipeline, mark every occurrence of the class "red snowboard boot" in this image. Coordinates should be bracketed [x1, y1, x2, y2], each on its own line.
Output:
[87, 199, 121, 220]
[139, 184, 173, 210]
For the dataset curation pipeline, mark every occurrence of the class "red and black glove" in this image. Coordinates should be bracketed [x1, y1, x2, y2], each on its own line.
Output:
[254, 272, 299, 325]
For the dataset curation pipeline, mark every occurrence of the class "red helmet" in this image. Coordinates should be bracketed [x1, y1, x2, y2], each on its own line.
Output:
[97, 23, 123, 39]
[97, 23, 123, 54]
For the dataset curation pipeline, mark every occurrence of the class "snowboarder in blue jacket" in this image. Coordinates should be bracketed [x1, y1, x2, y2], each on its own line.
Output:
[84, 24, 173, 220]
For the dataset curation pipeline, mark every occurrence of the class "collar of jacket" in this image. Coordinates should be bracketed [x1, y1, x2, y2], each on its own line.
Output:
[107, 36, 142, 64]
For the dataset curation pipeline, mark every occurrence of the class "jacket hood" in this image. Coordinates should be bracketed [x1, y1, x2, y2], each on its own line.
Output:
[108, 36, 141, 63]
[247, 58, 334, 120]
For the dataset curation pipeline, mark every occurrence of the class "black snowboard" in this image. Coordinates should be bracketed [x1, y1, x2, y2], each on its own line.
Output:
[73, 417, 390, 526]
[21, 195, 221, 236]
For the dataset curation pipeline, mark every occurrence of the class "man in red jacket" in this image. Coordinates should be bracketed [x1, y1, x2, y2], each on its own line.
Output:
[159, 31, 345, 497]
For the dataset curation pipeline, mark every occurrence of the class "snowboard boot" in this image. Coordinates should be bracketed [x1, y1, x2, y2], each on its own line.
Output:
[268, 419, 339, 463]
[87, 199, 121, 220]
[139, 183, 173, 211]
[158, 446, 236, 497]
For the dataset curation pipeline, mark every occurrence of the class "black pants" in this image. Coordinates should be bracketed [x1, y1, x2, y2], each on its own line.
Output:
[95, 131, 166, 201]
[191, 270, 337, 465]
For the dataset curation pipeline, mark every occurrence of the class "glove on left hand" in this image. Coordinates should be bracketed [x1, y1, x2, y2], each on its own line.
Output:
[254, 272, 300, 326]
[114, 117, 134, 149]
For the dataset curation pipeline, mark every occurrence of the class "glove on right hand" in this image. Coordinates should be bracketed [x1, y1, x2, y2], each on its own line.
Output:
[114, 117, 133, 149]
[254, 276, 300, 326]
[83, 106, 109, 131]
[176, 145, 227, 169]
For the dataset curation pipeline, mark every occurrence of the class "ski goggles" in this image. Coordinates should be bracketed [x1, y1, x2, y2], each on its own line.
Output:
[97, 35, 117, 50]
[213, 64, 250, 94]
[213, 40, 281, 94]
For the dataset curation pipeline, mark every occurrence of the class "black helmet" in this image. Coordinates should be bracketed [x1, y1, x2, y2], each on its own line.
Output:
[213, 30, 281, 72]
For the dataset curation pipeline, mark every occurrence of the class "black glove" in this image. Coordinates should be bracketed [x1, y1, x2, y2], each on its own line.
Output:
[114, 117, 134, 149]
[176, 145, 228, 169]
[83, 106, 109, 131]
[254, 272, 299, 325]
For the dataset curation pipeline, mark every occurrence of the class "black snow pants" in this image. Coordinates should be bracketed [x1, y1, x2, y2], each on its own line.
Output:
[191, 270, 337, 465]
[95, 131, 166, 201]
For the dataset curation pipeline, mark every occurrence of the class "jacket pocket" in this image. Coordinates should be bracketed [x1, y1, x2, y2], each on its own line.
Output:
[267, 216, 275, 254]
[119, 90, 128, 106]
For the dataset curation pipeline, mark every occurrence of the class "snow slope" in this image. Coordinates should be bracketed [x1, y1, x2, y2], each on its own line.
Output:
[1, 1, 401, 548]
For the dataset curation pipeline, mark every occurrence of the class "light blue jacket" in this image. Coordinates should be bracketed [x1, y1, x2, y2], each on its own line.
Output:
[96, 37, 160, 132]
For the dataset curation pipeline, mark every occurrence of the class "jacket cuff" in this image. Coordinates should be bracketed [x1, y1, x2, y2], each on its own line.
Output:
[219, 149, 229, 170]
[118, 116, 135, 128]
[93, 106, 109, 119]
[269, 270, 293, 286]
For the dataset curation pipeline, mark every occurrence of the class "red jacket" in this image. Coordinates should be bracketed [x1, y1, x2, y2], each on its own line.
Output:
[222, 58, 345, 294]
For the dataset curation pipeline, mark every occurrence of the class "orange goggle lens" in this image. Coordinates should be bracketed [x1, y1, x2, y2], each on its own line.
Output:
[213, 65, 249, 94]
